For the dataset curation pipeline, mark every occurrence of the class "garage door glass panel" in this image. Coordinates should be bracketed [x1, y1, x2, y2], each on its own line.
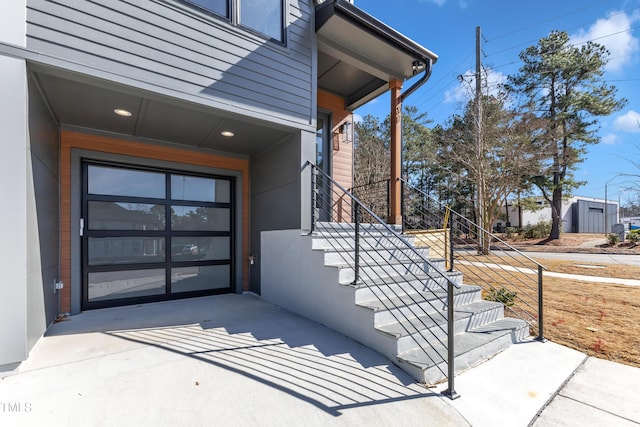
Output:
[88, 165, 165, 198]
[171, 236, 230, 261]
[88, 269, 166, 302]
[171, 206, 230, 231]
[83, 161, 234, 309]
[88, 201, 165, 230]
[171, 265, 230, 293]
[88, 237, 166, 265]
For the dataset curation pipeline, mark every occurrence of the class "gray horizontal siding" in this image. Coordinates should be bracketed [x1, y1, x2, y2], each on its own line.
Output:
[26, 0, 314, 126]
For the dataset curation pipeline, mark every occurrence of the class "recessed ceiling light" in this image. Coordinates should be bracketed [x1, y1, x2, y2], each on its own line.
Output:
[221, 130, 234, 137]
[114, 108, 132, 117]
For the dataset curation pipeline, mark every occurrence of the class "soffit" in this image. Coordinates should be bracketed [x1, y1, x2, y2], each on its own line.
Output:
[31, 67, 293, 157]
[316, 0, 438, 110]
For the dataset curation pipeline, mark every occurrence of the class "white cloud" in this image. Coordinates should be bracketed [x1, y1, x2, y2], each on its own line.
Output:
[602, 133, 618, 145]
[444, 67, 507, 104]
[353, 113, 363, 124]
[613, 110, 640, 132]
[571, 11, 640, 72]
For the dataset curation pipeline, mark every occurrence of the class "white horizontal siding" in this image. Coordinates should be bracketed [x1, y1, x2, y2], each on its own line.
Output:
[27, 0, 314, 126]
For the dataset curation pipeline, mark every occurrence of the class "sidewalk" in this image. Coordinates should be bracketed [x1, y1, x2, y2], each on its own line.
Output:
[1, 294, 639, 426]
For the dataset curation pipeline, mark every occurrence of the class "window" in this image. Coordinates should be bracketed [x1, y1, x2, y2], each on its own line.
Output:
[183, 0, 229, 17]
[239, 0, 283, 42]
[181, 0, 285, 43]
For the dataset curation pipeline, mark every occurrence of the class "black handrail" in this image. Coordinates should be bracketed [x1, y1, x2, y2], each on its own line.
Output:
[349, 176, 546, 341]
[400, 178, 546, 341]
[304, 161, 460, 398]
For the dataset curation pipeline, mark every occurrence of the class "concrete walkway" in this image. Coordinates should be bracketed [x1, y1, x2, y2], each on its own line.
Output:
[458, 260, 640, 287]
[1, 294, 639, 426]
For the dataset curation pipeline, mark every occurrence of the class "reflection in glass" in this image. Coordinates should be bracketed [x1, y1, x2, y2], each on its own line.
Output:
[88, 202, 165, 230]
[88, 269, 166, 301]
[240, 0, 283, 41]
[171, 206, 230, 231]
[171, 175, 230, 203]
[171, 265, 230, 293]
[88, 165, 165, 198]
[88, 237, 166, 265]
[171, 236, 230, 261]
[185, 0, 228, 17]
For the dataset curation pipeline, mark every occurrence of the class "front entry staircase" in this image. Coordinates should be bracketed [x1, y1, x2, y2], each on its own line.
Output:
[261, 222, 529, 386]
[261, 163, 543, 396]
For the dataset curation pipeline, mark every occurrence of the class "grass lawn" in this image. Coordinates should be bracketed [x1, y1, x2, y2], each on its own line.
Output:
[458, 255, 640, 368]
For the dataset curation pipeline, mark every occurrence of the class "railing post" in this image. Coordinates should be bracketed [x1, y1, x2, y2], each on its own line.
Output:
[310, 167, 316, 235]
[386, 179, 391, 224]
[353, 204, 360, 285]
[443, 280, 459, 400]
[537, 264, 545, 341]
[448, 218, 455, 272]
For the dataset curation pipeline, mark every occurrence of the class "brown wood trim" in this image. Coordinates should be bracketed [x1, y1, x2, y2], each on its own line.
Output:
[59, 130, 250, 312]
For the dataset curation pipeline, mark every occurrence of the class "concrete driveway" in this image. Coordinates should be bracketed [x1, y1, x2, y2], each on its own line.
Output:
[0, 294, 466, 427]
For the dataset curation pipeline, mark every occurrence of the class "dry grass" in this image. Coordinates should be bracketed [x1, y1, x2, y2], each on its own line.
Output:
[542, 277, 640, 368]
[453, 253, 640, 368]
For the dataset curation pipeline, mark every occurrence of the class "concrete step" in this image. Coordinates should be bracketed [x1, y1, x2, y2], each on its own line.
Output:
[376, 300, 505, 353]
[352, 272, 464, 304]
[311, 233, 417, 251]
[396, 317, 530, 385]
[356, 285, 482, 326]
[323, 247, 431, 266]
[331, 257, 447, 285]
[314, 221, 403, 234]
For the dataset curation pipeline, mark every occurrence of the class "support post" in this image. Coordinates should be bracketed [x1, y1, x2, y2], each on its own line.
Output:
[389, 79, 403, 225]
[442, 280, 460, 400]
[537, 264, 545, 341]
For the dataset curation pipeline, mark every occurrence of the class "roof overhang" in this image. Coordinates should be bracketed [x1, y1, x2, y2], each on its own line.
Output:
[316, 0, 438, 110]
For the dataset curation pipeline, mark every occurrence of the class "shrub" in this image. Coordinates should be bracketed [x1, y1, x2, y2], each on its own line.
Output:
[485, 286, 517, 307]
[628, 232, 639, 244]
[607, 233, 620, 245]
[505, 227, 519, 239]
[523, 220, 552, 239]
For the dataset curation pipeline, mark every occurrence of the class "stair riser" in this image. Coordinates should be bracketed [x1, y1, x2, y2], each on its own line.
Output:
[354, 282, 446, 304]
[395, 306, 505, 353]
[415, 325, 530, 384]
[324, 248, 431, 266]
[371, 300, 448, 326]
[360, 288, 483, 324]
[337, 262, 440, 285]
[312, 235, 417, 251]
[353, 275, 467, 305]
[313, 222, 403, 233]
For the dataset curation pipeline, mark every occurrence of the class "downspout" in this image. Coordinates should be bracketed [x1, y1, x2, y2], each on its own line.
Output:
[389, 59, 434, 225]
[400, 58, 433, 103]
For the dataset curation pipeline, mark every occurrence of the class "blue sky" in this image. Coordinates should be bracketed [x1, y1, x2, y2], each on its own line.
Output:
[353, 0, 640, 205]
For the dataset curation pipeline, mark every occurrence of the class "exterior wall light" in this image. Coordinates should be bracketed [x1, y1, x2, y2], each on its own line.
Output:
[412, 60, 425, 75]
[339, 121, 352, 144]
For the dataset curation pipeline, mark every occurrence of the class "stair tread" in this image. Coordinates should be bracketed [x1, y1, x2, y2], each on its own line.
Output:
[327, 257, 445, 269]
[397, 318, 529, 368]
[376, 300, 503, 337]
[359, 272, 463, 287]
[357, 284, 480, 310]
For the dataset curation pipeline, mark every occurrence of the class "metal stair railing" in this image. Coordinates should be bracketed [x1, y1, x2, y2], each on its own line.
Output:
[399, 178, 546, 341]
[304, 162, 460, 399]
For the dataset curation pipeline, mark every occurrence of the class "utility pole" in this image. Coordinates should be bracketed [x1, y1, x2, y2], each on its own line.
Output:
[475, 26, 486, 253]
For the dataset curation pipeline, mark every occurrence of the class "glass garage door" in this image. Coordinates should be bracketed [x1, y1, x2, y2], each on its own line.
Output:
[81, 161, 234, 309]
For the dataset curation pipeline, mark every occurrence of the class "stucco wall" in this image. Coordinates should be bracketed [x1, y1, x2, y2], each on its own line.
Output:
[0, 56, 29, 368]
[26, 76, 61, 351]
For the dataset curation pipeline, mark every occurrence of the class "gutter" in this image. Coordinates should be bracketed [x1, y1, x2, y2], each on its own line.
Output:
[331, 0, 438, 65]
[401, 58, 433, 102]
